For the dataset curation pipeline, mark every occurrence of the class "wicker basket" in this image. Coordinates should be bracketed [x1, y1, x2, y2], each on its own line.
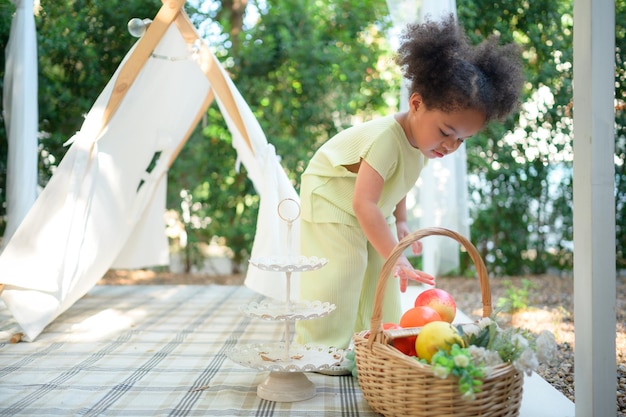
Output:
[354, 227, 523, 417]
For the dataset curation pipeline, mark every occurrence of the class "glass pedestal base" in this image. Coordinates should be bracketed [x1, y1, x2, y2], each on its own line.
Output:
[256, 371, 316, 402]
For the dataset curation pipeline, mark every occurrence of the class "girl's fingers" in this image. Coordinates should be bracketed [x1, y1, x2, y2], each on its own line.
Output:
[410, 270, 435, 286]
[419, 274, 436, 286]
[394, 267, 410, 292]
[394, 267, 435, 291]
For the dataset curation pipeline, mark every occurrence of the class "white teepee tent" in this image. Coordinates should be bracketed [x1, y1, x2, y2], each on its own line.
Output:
[0, 0, 298, 341]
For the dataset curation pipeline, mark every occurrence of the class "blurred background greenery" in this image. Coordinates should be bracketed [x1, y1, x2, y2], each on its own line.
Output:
[0, 0, 624, 277]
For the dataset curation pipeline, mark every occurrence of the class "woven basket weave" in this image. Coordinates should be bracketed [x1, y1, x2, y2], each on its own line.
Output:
[354, 227, 523, 417]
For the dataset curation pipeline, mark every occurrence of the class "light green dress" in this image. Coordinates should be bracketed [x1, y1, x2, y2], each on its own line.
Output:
[295, 115, 426, 349]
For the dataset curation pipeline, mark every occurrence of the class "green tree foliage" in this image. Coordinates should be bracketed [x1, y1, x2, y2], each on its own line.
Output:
[1, 0, 624, 275]
[459, 0, 625, 275]
[0, 0, 395, 271]
[0, 0, 160, 235]
[35, 0, 161, 181]
[457, 0, 575, 275]
[167, 0, 397, 271]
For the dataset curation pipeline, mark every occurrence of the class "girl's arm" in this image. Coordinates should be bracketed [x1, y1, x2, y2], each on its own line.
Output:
[393, 197, 423, 257]
[353, 159, 434, 290]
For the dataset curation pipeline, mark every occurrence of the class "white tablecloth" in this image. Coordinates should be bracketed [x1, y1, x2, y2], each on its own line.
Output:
[0, 285, 373, 416]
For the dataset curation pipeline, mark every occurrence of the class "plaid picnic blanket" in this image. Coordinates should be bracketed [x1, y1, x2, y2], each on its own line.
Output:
[0, 285, 377, 416]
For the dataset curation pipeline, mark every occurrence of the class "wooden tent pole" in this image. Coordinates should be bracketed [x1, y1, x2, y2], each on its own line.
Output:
[165, 9, 256, 166]
[164, 11, 218, 167]
[0, 1, 184, 300]
[99, 0, 254, 155]
[0, 3, 257, 299]
[97, 0, 185, 136]
[204, 49, 254, 154]
[173, 11, 254, 155]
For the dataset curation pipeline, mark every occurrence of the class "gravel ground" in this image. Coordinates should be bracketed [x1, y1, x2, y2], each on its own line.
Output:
[100, 270, 626, 415]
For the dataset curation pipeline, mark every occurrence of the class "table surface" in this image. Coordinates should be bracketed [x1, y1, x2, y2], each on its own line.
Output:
[0, 284, 575, 416]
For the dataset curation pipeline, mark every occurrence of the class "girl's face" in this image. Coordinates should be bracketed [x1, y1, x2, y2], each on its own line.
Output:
[402, 93, 486, 159]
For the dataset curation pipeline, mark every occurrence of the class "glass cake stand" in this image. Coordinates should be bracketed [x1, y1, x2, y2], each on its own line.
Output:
[227, 342, 344, 402]
[227, 255, 344, 402]
[227, 199, 344, 402]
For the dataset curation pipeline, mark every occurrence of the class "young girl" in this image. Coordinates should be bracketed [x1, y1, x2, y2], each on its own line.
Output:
[295, 16, 524, 357]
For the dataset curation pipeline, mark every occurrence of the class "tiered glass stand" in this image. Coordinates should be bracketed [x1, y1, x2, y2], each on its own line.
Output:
[227, 199, 344, 402]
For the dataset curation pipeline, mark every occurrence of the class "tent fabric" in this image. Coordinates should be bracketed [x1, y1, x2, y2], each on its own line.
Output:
[1, 0, 39, 247]
[0, 0, 469, 341]
[0, 7, 300, 341]
[205, 50, 301, 302]
[0, 24, 214, 340]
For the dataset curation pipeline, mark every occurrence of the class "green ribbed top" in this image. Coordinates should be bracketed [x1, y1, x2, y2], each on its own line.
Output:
[300, 115, 426, 226]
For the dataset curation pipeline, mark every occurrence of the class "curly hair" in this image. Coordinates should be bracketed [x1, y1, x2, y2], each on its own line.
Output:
[396, 15, 524, 122]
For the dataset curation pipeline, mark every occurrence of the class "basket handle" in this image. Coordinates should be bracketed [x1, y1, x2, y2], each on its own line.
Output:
[367, 227, 492, 349]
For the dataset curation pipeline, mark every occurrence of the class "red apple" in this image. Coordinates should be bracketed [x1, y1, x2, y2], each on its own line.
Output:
[380, 323, 416, 356]
[364, 322, 400, 339]
[414, 288, 457, 323]
[393, 335, 416, 356]
[399, 306, 441, 328]
[382, 322, 401, 331]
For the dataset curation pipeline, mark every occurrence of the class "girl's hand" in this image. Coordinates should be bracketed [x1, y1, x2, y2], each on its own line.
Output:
[393, 255, 435, 292]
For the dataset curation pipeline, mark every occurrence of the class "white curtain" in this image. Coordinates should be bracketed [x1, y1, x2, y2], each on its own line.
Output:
[2, 0, 39, 248]
[386, 0, 470, 277]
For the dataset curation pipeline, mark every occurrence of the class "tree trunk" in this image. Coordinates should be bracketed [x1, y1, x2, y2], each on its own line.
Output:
[218, 0, 248, 56]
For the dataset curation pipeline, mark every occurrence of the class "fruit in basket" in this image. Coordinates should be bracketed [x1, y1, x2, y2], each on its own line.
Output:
[365, 323, 417, 356]
[380, 322, 415, 356]
[414, 288, 457, 323]
[393, 335, 417, 356]
[391, 307, 440, 356]
[415, 321, 464, 362]
[363, 322, 400, 339]
[383, 322, 401, 331]
[399, 306, 442, 328]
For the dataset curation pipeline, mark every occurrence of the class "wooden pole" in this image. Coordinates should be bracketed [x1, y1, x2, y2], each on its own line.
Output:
[573, 0, 616, 415]
[97, 0, 186, 136]
[172, 11, 254, 156]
